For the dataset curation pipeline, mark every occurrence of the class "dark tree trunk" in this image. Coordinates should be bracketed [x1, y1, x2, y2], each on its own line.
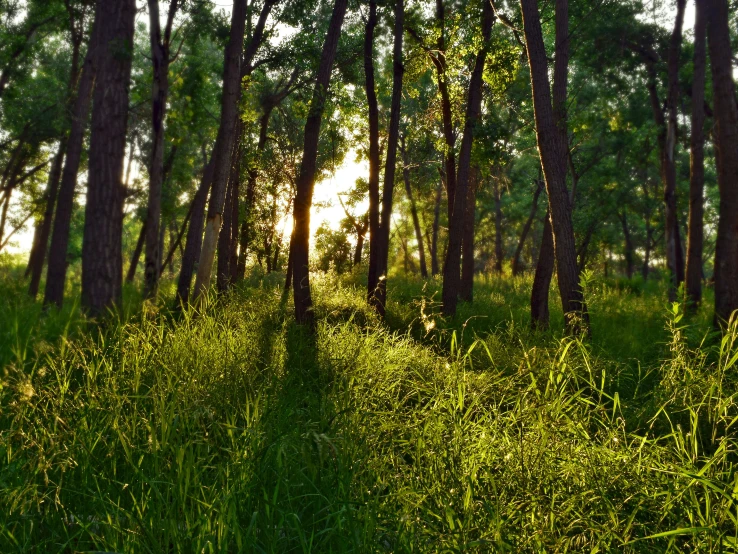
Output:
[442, 0, 492, 316]
[686, 0, 706, 310]
[521, 0, 588, 334]
[620, 210, 635, 279]
[27, 142, 65, 298]
[530, 212, 554, 330]
[493, 176, 503, 274]
[707, 0, 738, 325]
[144, 0, 179, 299]
[80, 0, 135, 316]
[401, 135, 427, 278]
[512, 178, 543, 276]
[460, 168, 478, 301]
[176, 158, 213, 306]
[193, 0, 248, 300]
[354, 220, 367, 266]
[430, 175, 442, 275]
[217, 170, 235, 291]
[229, 168, 240, 283]
[365, 0, 383, 303]
[290, 0, 348, 325]
[370, 0, 404, 317]
[44, 29, 97, 308]
[126, 219, 147, 283]
[433, 0, 457, 222]
[160, 206, 193, 275]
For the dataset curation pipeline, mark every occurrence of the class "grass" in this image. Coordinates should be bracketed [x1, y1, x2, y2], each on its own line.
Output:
[1, 265, 737, 552]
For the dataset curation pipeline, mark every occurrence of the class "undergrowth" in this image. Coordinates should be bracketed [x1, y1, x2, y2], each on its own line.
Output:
[0, 269, 736, 552]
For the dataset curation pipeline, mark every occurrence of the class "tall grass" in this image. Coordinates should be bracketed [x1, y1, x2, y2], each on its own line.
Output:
[1, 269, 736, 552]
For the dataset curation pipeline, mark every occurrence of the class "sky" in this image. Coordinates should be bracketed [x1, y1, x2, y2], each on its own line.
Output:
[4, 0, 694, 255]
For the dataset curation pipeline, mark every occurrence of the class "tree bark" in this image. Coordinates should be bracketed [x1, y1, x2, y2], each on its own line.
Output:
[707, 0, 738, 325]
[126, 219, 147, 283]
[27, 142, 65, 298]
[493, 176, 503, 274]
[44, 28, 97, 308]
[290, 0, 348, 325]
[144, 0, 179, 299]
[512, 178, 543, 275]
[430, 174, 442, 275]
[530, 211, 554, 329]
[686, 0, 705, 310]
[401, 135, 427, 278]
[521, 0, 588, 334]
[176, 158, 213, 306]
[80, 0, 135, 316]
[460, 167, 479, 300]
[442, 0, 492, 316]
[370, 0, 404, 317]
[365, 0, 383, 303]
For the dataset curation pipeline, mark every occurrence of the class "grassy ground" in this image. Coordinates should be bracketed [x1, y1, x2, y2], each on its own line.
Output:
[1, 265, 737, 552]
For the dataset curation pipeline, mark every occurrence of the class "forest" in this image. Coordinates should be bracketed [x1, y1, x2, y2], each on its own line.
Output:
[1, 0, 738, 550]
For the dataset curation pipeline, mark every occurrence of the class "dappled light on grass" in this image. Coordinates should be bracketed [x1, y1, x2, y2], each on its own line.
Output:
[0, 272, 736, 551]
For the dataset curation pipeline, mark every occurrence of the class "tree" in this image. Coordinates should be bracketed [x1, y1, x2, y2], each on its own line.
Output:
[685, 0, 705, 310]
[290, 0, 348, 325]
[520, 0, 588, 334]
[80, 0, 136, 315]
[707, 0, 738, 325]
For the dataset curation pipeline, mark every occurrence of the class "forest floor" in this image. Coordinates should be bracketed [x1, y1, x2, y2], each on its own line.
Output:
[1, 263, 738, 552]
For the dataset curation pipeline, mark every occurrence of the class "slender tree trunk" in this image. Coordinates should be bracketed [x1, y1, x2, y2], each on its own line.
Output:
[27, 142, 65, 297]
[365, 0, 383, 302]
[512, 178, 543, 275]
[493, 177, 503, 274]
[431, 175, 442, 275]
[531, 211, 554, 329]
[126, 219, 147, 283]
[521, 0, 588, 334]
[217, 136, 240, 292]
[434, 0, 456, 222]
[460, 167, 478, 300]
[442, 0, 492, 315]
[291, 0, 348, 324]
[81, 0, 135, 316]
[161, 207, 193, 275]
[144, 0, 179, 299]
[44, 31, 97, 308]
[620, 210, 635, 279]
[401, 136, 427, 277]
[686, 0, 706, 310]
[229, 169, 240, 283]
[193, 0, 248, 300]
[354, 220, 367, 266]
[370, 0, 404, 317]
[707, 0, 738, 325]
[176, 158, 213, 306]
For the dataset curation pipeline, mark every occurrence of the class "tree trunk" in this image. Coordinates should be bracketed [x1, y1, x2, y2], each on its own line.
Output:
[493, 176, 503, 274]
[144, 0, 179, 299]
[512, 178, 543, 275]
[217, 137, 240, 292]
[176, 158, 213, 306]
[80, 0, 135, 316]
[291, 0, 348, 325]
[365, 0, 383, 303]
[531, 211, 554, 330]
[707, 0, 738, 325]
[27, 142, 65, 298]
[370, 0, 404, 317]
[401, 135, 427, 277]
[44, 29, 97, 308]
[442, 0, 492, 316]
[620, 210, 635, 279]
[460, 167, 478, 300]
[126, 219, 147, 283]
[686, 0, 706, 310]
[431, 175, 442, 275]
[193, 0, 248, 300]
[521, 0, 588, 334]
